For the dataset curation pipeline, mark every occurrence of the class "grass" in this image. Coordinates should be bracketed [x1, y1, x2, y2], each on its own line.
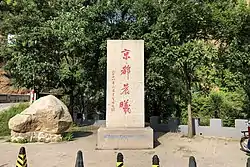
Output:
[12, 138, 29, 143]
[0, 103, 29, 137]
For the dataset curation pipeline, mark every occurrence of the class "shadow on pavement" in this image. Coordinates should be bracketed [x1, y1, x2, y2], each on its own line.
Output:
[73, 131, 93, 138]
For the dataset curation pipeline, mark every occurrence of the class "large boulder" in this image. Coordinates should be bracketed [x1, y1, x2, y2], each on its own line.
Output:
[8, 95, 72, 142]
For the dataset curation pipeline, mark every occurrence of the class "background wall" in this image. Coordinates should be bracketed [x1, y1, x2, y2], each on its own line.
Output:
[150, 117, 248, 139]
[0, 93, 30, 103]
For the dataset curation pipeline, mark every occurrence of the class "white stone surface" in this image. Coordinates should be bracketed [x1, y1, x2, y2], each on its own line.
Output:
[106, 40, 144, 128]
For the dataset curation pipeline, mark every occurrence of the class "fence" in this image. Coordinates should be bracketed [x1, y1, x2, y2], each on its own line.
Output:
[82, 118, 249, 139]
[0, 93, 30, 103]
[0, 92, 63, 103]
[150, 117, 248, 139]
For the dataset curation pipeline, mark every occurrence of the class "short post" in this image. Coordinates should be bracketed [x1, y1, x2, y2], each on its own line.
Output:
[189, 156, 197, 167]
[16, 147, 27, 167]
[116, 153, 124, 167]
[29, 89, 36, 104]
[75, 150, 84, 167]
[152, 155, 159, 167]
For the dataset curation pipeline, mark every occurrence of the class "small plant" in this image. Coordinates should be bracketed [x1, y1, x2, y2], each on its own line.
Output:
[72, 123, 78, 127]
[12, 138, 28, 144]
[62, 132, 74, 141]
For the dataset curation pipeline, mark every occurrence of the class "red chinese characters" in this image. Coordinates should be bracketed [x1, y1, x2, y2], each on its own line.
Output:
[120, 48, 132, 114]
[119, 99, 131, 114]
[121, 64, 131, 80]
[120, 83, 129, 95]
[121, 49, 131, 60]
[111, 70, 115, 112]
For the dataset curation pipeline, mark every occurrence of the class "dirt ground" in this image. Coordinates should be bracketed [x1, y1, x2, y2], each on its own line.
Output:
[0, 131, 248, 167]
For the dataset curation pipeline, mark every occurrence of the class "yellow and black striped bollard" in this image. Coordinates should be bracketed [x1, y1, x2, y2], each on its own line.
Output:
[16, 147, 27, 167]
[152, 155, 159, 167]
[116, 153, 124, 167]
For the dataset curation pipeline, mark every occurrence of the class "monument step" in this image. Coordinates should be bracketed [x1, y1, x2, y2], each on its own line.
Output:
[97, 126, 153, 150]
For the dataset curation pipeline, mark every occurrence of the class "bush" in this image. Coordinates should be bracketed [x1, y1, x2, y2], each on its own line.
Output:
[0, 103, 29, 136]
[181, 88, 247, 127]
[191, 88, 246, 127]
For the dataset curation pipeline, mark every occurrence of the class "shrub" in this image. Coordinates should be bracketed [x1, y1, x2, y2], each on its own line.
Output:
[0, 103, 29, 136]
[181, 88, 247, 127]
[192, 89, 246, 127]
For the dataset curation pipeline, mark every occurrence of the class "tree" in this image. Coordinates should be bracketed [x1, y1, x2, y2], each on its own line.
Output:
[172, 41, 217, 137]
[145, 0, 214, 137]
[208, 0, 250, 114]
[1, 0, 249, 132]
[0, 0, 161, 117]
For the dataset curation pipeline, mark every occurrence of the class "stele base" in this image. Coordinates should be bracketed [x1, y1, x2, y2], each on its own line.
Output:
[96, 126, 154, 150]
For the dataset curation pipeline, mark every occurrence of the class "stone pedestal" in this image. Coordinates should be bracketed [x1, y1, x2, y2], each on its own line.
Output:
[97, 127, 153, 150]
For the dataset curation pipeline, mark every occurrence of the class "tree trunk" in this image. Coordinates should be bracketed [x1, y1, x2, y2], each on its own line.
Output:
[187, 100, 193, 138]
[152, 97, 160, 116]
[34, 87, 40, 100]
[69, 92, 74, 117]
[214, 109, 219, 118]
[145, 94, 149, 122]
[187, 87, 194, 138]
[175, 103, 181, 118]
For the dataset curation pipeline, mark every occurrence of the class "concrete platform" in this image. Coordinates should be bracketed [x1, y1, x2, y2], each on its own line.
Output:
[96, 126, 154, 150]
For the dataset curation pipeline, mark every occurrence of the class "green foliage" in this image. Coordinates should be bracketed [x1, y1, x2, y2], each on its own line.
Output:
[190, 89, 246, 127]
[0, 103, 29, 136]
[1, 0, 250, 127]
[62, 132, 74, 141]
[12, 138, 29, 143]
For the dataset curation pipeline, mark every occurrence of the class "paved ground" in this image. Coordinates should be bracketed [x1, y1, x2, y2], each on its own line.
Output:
[0, 132, 248, 167]
[0, 103, 19, 113]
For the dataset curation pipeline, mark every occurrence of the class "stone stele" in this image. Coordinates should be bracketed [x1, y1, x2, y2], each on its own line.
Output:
[8, 95, 72, 142]
[97, 40, 153, 150]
